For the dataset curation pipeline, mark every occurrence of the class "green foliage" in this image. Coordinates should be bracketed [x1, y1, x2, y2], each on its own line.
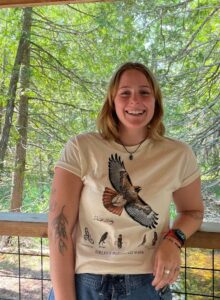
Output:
[172, 248, 220, 297]
[0, 0, 219, 214]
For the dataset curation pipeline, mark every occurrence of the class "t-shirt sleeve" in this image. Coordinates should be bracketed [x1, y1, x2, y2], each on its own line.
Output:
[179, 144, 200, 188]
[55, 137, 82, 178]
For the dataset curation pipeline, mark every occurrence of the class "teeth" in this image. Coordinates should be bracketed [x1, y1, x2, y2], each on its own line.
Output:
[127, 110, 145, 115]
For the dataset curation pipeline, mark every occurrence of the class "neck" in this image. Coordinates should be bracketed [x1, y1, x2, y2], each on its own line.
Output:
[118, 127, 148, 146]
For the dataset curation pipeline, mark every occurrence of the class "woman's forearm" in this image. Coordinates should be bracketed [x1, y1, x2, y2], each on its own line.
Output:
[172, 177, 204, 240]
[172, 209, 204, 239]
[48, 169, 83, 300]
[49, 218, 76, 300]
[49, 228, 76, 299]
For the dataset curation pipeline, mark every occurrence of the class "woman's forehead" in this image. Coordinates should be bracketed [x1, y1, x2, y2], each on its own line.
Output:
[117, 69, 152, 88]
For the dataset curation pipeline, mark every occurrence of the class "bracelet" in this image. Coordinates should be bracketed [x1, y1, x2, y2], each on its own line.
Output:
[163, 229, 185, 246]
[164, 237, 182, 250]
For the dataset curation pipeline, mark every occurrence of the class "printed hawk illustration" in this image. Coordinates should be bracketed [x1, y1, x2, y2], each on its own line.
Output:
[102, 154, 158, 229]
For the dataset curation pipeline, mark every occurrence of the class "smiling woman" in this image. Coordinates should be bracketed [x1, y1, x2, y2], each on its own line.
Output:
[0, 0, 109, 8]
[47, 61, 204, 300]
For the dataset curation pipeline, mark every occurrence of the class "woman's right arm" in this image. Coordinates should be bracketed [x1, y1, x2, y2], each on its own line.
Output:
[48, 167, 83, 300]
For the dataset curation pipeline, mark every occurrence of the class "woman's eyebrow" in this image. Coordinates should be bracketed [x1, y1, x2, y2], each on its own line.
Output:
[139, 85, 151, 88]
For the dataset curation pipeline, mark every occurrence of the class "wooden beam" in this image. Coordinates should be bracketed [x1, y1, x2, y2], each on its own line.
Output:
[0, 212, 48, 238]
[0, 0, 112, 8]
[0, 219, 48, 237]
[185, 231, 220, 249]
[0, 212, 220, 249]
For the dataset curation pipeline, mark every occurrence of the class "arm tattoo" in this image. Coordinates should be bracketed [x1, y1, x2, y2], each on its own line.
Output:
[181, 210, 204, 220]
[52, 205, 69, 255]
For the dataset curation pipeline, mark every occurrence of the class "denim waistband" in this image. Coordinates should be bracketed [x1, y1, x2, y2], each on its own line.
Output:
[76, 273, 154, 296]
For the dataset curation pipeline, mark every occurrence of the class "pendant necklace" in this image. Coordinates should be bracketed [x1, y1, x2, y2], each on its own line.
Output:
[120, 138, 146, 160]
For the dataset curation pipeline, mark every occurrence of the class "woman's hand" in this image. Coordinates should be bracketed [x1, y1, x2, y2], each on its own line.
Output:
[152, 238, 181, 290]
[152, 178, 204, 291]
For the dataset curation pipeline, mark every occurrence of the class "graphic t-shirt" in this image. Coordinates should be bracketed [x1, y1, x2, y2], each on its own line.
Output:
[55, 132, 200, 274]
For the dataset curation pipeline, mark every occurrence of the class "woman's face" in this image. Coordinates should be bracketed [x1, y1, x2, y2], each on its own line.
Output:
[114, 69, 156, 135]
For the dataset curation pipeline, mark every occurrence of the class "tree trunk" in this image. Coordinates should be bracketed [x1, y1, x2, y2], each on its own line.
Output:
[0, 8, 32, 173]
[10, 8, 32, 212]
[0, 49, 7, 134]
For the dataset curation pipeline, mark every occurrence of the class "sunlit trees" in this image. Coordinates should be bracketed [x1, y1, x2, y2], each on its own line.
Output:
[0, 0, 219, 213]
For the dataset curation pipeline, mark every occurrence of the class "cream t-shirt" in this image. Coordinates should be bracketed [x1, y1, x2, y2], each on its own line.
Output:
[55, 132, 200, 274]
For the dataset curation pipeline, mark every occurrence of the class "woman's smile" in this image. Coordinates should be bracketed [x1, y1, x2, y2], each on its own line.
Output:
[125, 109, 146, 116]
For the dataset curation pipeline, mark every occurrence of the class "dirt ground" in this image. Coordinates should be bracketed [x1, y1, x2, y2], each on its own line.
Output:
[0, 273, 51, 300]
[0, 239, 51, 300]
[0, 280, 51, 300]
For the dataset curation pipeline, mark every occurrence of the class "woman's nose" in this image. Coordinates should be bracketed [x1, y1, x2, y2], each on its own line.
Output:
[130, 93, 140, 104]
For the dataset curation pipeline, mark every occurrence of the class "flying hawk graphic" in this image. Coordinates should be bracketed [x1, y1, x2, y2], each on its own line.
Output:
[102, 154, 158, 229]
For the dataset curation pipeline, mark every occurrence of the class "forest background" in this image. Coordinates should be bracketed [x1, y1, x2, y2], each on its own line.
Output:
[0, 0, 219, 221]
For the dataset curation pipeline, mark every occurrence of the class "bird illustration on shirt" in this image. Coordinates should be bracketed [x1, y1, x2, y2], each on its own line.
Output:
[138, 234, 147, 247]
[102, 154, 158, 229]
[99, 232, 108, 246]
[152, 231, 158, 246]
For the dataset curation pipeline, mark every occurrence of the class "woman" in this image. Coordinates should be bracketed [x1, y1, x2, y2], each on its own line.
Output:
[48, 62, 204, 300]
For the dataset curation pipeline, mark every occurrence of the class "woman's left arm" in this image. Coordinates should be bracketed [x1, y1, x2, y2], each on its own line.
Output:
[152, 177, 204, 290]
[172, 176, 204, 237]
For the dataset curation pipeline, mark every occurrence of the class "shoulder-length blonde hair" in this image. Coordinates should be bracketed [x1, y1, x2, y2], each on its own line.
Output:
[97, 62, 165, 140]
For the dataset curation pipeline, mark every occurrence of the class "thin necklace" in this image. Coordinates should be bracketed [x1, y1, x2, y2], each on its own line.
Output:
[120, 138, 146, 160]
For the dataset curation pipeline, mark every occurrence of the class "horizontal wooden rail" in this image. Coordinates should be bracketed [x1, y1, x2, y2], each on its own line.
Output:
[0, 212, 48, 238]
[0, 0, 112, 8]
[0, 212, 220, 249]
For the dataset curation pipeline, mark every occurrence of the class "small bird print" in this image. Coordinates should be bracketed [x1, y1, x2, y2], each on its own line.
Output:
[138, 234, 147, 247]
[152, 231, 158, 246]
[117, 234, 123, 249]
[102, 154, 158, 229]
[99, 232, 108, 246]
[84, 227, 94, 244]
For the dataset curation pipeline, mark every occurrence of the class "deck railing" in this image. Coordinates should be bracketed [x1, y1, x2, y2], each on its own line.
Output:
[0, 212, 220, 299]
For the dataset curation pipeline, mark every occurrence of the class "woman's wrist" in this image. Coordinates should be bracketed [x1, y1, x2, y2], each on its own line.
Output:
[163, 229, 186, 247]
[163, 236, 182, 250]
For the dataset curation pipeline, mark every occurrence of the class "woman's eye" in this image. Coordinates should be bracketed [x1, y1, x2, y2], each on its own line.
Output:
[120, 91, 130, 96]
[140, 90, 150, 95]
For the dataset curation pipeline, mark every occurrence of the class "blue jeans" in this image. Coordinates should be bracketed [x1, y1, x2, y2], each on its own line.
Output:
[48, 273, 172, 300]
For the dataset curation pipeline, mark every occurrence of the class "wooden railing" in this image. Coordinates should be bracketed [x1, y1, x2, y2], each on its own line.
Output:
[0, 212, 48, 238]
[0, 212, 220, 249]
[0, 212, 220, 299]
